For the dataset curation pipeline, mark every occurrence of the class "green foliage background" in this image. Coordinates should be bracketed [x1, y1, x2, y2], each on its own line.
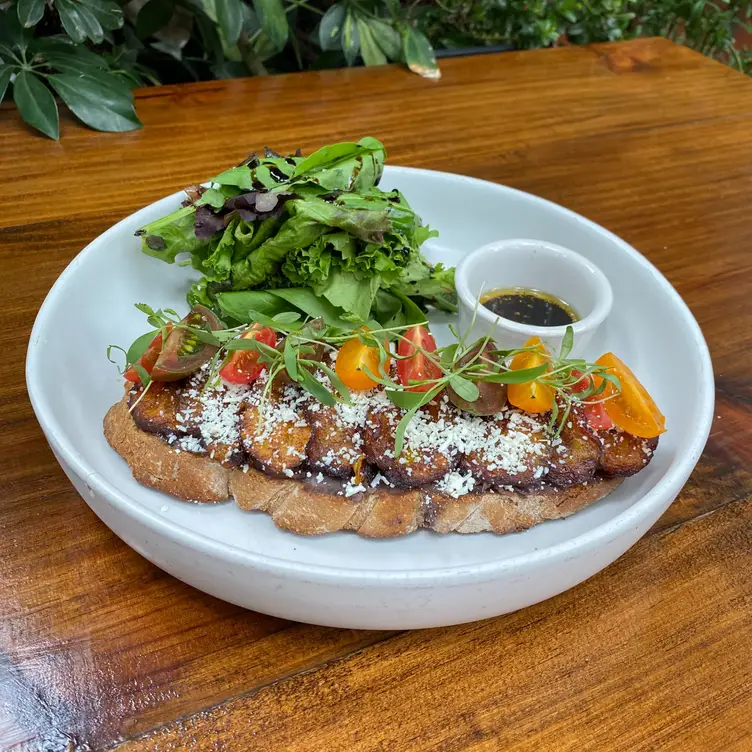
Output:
[0, 0, 749, 138]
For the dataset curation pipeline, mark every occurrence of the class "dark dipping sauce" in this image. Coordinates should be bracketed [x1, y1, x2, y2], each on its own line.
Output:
[481, 287, 578, 327]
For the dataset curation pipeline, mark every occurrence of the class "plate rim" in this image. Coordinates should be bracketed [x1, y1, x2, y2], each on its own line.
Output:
[26, 165, 715, 584]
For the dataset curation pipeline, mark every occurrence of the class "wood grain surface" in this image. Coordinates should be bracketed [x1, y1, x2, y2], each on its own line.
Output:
[1, 37, 751, 751]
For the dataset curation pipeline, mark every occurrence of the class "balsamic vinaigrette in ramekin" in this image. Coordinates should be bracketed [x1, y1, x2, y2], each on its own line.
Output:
[480, 287, 578, 327]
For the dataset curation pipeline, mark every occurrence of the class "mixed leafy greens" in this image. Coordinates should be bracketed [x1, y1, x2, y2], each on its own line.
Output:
[136, 137, 455, 328]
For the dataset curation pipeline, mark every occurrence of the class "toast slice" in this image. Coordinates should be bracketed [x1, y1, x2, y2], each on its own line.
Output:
[104, 395, 624, 537]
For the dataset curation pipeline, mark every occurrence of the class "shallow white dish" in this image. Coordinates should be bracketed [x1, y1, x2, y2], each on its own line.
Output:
[26, 166, 713, 630]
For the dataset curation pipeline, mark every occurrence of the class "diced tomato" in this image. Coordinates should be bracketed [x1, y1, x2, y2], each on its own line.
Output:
[570, 369, 591, 393]
[396, 325, 442, 392]
[219, 325, 277, 384]
[335, 331, 391, 391]
[567, 369, 613, 430]
[582, 400, 614, 431]
[124, 325, 172, 383]
[595, 352, 666, 438]
[507, 336, 554, 413]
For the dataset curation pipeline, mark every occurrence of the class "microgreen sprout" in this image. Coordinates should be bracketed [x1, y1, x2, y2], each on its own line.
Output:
[110, 303, 621, 454]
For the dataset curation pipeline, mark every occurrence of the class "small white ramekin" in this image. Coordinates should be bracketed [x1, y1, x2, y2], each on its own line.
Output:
[455, 238, 613, 354]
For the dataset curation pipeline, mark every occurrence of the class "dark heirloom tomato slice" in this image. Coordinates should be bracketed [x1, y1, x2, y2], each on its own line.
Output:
[150, 305, 225, 381]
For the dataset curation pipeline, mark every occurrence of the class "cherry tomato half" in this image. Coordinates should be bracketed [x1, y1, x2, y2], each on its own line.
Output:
[151, 305, 224, 381]
[219, 325, 277, 384]
[335, 332, 391, 391]
[507, 336, 554, 413]
[595, 352, 666, 438]
[124, 324, 172, 384]
[396, 325, 442, 392]
[582, 400, 614, 431]
[568, 369, 614, 430]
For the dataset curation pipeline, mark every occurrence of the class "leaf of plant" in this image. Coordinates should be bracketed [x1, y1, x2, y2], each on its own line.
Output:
[126, 329, 159, 365]
[318, 2, 345, 51]
[298, 368, 336, 406]
[385, 389, 428, 410]
[13, 70, 59, 139]
[559, 325, 574, 359]
[449, 374, 479, 402]
[270, 288, 357, 329]
[357, 19, 387, 66]
[342, 10, 360, 66]
[17, 0, 45, 28]
[273, 311, 302, 324]
[479, 364, 549, 384]
[132, 363, 151, 387]
[393, 385, 441, 455]
[58, 0, 105, 44]
[46, 61, 134, 98]
[402, 25, 440, 79]
[390, 290, 428, 326]
[368, 18, 401, 60]
[216, 290, 294, 322]
[78, 0, 123, 31]
[0, 67, 12, 105]
[55, 0, 88, 43]
[49, 74, 141, 132]
[283, 336, 299, 382]
[136, 0, 174, 38]
[253, 0, 288, 50]
[316, 362, 350, 402]
[216, 0, 244, 46]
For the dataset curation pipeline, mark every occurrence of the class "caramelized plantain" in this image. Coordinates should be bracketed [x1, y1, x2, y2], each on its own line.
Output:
[363, 405, 455, 487]
[127, 382, 184, 436]
[461, 411, 550, 488]
[546, 407, 601, 487]
[240, 390, 311, 475]
[304, 404, 365, 479]
[599, 431, 659, 477]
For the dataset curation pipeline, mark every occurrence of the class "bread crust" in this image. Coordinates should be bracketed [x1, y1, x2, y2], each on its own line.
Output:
[104, 396, 624, 537]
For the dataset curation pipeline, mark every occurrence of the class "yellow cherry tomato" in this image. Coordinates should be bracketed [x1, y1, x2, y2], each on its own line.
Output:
[595, 352, 666, 438]
[507, 336, 554, 413]
[335, 333, 391, 391]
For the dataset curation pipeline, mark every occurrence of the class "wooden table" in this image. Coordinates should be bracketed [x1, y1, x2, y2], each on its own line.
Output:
[1, 37, 751, 751]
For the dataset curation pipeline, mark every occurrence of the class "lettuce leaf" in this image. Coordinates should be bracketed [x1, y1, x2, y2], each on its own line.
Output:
[135, 137, 454, 325]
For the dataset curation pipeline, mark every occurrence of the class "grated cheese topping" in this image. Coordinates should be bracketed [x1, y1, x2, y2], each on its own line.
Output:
[160, 368, 576, 498]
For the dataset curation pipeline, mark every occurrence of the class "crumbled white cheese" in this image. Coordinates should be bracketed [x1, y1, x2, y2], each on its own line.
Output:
[436, 471, 476, 498]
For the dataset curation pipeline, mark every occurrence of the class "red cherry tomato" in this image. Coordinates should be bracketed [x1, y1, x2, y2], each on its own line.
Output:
[396, 325, 442, 392]
[124, 324, 172, 383]
[219, 325, 277, 384]
[570, 369, 591, 393]
[568, 369, 614, 430]
[582, 400, 614, 431]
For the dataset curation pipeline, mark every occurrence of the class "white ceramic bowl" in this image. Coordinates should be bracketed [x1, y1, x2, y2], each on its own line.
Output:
[26, 166, 714, 630]
[456, 239, 613, 354]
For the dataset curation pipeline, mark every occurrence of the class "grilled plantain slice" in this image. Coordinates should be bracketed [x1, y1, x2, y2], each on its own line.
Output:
[546, 406, 601, 487]
[240, 385, 311, 475]
[599, 430, 659, 477]
[461, 411, 551, 488]
[363, 404, 456, 487]
[304, 404, 365, 479]
[127, 381, 184, 436]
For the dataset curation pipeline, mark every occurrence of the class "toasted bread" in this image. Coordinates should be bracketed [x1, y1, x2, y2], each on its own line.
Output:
[105, 394, 625, 537]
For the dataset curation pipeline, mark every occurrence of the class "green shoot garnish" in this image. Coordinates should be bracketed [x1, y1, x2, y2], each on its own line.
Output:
[110, 303, 620, 455]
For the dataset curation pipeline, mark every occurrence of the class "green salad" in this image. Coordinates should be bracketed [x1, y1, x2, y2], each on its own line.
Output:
[136, 137, 455, 329]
